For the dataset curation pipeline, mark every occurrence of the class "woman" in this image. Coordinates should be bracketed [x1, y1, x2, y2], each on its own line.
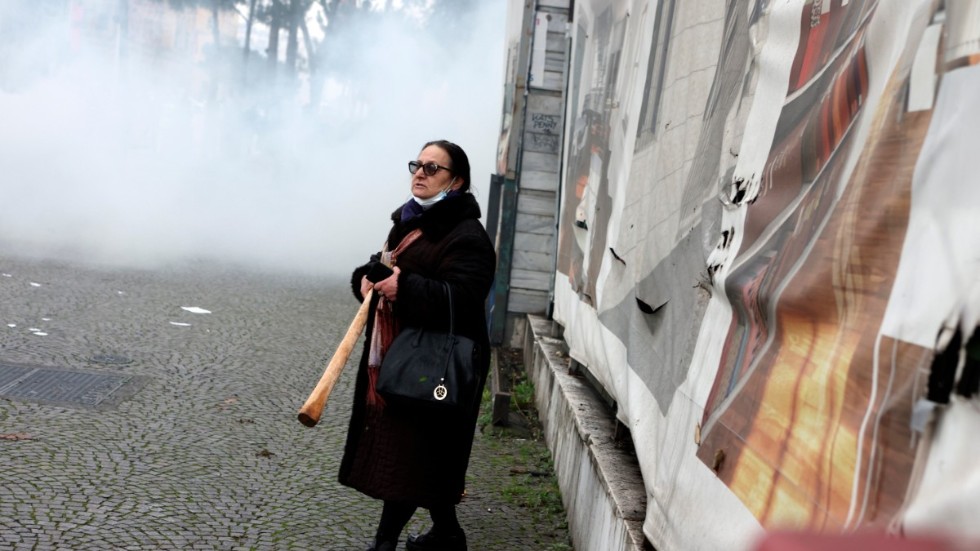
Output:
[340, 140, 496, 551]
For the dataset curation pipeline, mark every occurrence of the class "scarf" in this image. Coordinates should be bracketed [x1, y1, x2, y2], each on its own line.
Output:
[365, 228, 423, 408]
[399, 189, 463, 222]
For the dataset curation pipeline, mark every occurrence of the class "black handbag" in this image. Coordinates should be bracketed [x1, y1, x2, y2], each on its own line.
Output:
[376, 282, 480, 410]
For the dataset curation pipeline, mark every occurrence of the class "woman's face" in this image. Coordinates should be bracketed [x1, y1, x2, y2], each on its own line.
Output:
[411, 145, 460, 201]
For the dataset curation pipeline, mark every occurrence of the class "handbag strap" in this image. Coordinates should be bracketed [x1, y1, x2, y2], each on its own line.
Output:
[437, 281, 457, 383]
[443, 281, 455, 336]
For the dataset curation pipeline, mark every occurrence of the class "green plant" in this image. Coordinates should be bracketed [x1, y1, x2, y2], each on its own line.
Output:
[476, 386, 493, 427]
[477, 348, 570, 545]
[512, 379, 534, 409]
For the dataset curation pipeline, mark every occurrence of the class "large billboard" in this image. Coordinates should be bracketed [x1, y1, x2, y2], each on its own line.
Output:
[549, 0, 980, 548]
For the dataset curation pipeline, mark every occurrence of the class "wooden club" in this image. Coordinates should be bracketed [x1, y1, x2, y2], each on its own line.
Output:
[297, 288, 373, 427]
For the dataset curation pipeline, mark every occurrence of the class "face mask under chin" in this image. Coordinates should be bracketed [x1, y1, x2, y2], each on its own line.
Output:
[413, 178, 456, 208]
[413, 190, 448, 207]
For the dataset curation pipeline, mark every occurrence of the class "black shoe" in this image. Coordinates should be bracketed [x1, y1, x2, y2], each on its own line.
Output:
[367, 539, 397, 551]
[405, 528, 467, 551]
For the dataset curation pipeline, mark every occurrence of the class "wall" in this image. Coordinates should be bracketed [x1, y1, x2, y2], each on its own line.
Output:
[491, 0, 571, 346]
[496, 0, 980, 549]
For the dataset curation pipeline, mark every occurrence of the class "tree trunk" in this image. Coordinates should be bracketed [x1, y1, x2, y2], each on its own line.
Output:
[285, 0, 300, 75]
[242, 0, 258, 84]
[267, 1, 281, 81]
[243, 0, 257, 63]
[115, 0, 129, 70]
[211, 0, 220, 48]
[300, 17, 321, 110]
[300, 16, 316, 74]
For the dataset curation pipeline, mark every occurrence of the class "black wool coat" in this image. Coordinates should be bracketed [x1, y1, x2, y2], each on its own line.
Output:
[339, 192, 496, 507]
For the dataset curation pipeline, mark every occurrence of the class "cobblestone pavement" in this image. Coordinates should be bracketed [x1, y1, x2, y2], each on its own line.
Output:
[0, 255, 571, 551]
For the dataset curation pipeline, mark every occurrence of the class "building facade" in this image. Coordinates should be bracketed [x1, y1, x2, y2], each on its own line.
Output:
[491, 0, 980, 549]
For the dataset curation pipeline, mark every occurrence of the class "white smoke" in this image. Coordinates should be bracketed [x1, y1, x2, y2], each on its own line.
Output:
[0, 1, 506, 276]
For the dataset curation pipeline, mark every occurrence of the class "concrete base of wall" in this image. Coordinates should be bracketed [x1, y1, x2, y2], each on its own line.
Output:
[522, 314, 652, 551]
[504, 312, 527, 349]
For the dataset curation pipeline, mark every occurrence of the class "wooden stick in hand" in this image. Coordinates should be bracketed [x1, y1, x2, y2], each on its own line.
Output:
[297, 289, 373, 427]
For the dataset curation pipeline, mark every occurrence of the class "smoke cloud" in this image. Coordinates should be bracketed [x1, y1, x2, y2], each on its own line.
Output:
[0, 1, 506, 277]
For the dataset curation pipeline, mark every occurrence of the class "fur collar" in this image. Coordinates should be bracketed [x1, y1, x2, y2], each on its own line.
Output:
[389, 193, 483, 241]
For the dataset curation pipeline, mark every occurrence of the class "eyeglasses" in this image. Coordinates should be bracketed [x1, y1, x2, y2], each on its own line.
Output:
[408, 160, 452, 176]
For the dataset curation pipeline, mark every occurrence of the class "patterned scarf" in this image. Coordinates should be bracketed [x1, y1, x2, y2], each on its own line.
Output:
[365, 228, 423, 408]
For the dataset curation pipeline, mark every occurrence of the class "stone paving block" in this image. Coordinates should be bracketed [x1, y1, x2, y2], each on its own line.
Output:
[0, 257, 572, 551]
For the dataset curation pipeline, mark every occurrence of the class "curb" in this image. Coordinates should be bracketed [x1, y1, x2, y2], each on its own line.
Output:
[523, 314, 652, 551]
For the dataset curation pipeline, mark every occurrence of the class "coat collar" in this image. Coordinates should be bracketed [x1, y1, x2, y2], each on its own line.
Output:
[390, 193, 483, 240]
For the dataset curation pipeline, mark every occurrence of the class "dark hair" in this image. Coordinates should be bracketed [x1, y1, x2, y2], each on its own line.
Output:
[423, 139, 471, 192]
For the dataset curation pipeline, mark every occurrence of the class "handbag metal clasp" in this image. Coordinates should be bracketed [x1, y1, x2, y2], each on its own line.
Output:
[433, 382, 448, 401]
